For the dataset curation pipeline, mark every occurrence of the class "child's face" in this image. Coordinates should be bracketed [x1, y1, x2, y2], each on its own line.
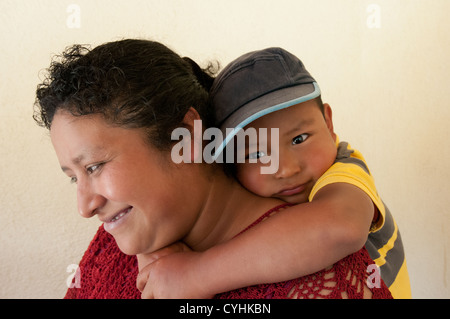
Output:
[235, 100, 337, 204]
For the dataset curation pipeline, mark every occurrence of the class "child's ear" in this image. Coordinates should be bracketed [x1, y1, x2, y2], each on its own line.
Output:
[180, 107, 203, 163]
[323, 103, 337, 142]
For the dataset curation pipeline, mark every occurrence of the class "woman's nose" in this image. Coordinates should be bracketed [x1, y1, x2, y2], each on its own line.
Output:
[77, 180, 106, 218]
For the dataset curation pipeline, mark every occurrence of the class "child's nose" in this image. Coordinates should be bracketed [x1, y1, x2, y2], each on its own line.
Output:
[274, 152, 301, 179]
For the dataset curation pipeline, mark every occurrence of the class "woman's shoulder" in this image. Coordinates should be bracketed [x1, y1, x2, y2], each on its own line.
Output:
[235, 203, 293, 238]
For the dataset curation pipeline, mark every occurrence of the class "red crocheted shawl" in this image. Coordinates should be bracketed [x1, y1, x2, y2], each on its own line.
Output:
[65, 204, 392, 299]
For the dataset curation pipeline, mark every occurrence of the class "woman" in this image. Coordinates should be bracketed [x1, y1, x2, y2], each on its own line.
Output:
[34, 39, 392, 299]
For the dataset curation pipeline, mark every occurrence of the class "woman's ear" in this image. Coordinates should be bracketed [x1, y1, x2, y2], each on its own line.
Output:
[180, 107, 203, 163]
[181, 107, 202, 128]
[323, 103, 337, 142]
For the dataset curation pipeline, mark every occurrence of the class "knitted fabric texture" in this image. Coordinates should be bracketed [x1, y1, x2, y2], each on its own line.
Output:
[215, 248, 391, 299]
[64, 225, 141, 299]
[65, 205, 392, 299]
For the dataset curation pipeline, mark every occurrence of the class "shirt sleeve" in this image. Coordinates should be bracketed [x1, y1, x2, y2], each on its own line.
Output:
[308, 141, 385, 232]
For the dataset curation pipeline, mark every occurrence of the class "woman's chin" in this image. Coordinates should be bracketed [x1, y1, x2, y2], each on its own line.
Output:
[113, 236, 142, 256]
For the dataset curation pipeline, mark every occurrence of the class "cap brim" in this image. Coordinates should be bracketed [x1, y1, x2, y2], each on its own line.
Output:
[213, 82, 320, 160]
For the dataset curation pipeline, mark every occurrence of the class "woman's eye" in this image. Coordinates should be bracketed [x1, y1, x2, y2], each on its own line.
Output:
[292, 134, 309, 145]
[86, 163, 103, 174]
[247, 151, 266, 160]
[70, 176, 78, 184]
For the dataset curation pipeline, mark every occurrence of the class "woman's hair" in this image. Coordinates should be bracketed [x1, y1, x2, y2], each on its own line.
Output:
[34, 39, 216, 150]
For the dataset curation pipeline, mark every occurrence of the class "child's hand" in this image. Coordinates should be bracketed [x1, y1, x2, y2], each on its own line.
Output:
[136, 242, 214, 299]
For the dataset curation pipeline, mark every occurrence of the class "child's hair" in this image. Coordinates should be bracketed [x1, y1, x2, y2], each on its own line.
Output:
[34, 39, 216, 151]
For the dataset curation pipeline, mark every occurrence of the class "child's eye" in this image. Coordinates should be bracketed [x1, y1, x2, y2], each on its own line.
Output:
[247, 151, 266, 160]
[292, 134, 309, 145]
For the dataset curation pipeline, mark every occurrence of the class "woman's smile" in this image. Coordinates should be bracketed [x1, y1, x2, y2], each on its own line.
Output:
[102, 206, 133, 233]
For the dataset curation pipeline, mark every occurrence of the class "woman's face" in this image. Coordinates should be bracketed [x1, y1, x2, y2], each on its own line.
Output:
[50, 111, 203, 255]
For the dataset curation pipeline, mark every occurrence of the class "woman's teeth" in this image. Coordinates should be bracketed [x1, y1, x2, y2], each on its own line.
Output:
[110, 207, 131, 222]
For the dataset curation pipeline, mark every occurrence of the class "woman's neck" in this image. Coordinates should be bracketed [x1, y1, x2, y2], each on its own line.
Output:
[183, 170, 283, 251]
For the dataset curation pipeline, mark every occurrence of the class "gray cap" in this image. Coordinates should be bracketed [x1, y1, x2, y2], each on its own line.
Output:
[210, 47, 321, 159]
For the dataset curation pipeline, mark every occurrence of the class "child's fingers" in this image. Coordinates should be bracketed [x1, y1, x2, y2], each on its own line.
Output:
[136, 266, 150, 292]
[136, 242, 192, 294]
[137, 242, 191, 270]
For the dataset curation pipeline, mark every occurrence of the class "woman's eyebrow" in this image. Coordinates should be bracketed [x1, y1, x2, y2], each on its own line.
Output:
[60, 146, 107, 172]
[61, 154, 85, 173]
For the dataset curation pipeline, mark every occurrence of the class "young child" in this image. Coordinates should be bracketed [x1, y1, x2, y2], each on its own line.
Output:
[137, 47, 411, 299]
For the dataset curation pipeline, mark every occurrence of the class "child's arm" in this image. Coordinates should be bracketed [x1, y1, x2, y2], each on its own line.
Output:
[137, 182, 375, 298]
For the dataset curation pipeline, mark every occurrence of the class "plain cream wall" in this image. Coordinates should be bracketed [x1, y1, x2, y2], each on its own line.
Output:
[0, 0, 449, 298]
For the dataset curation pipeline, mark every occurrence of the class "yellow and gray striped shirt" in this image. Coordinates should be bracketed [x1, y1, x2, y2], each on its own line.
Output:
[309, 138, 411, 299]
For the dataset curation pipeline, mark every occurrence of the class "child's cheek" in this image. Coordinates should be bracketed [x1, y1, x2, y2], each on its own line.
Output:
[236, 165, 272, 198]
